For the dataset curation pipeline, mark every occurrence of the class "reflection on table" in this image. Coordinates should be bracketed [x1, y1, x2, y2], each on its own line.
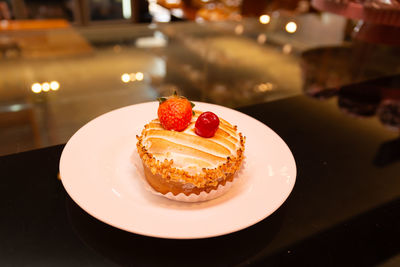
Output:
[0, 10, 399, 156]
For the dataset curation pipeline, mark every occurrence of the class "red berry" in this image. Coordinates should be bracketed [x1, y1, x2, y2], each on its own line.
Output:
[195, 111, 220, 138]
[158, 96, 193, 131]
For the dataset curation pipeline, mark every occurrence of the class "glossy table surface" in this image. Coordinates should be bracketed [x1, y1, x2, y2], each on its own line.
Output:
[1, 10, 400, 266]
[1, 92, 400, 266]
[1, 12, 399, 156]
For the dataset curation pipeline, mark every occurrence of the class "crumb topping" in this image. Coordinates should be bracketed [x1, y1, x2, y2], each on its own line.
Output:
[136, 124, 245, 188]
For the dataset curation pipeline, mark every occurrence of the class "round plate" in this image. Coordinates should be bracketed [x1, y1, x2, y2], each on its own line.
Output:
[60, 102, 296, 239]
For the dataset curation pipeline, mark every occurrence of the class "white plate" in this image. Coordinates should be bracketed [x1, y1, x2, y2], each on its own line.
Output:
[60, 102, 296, 239]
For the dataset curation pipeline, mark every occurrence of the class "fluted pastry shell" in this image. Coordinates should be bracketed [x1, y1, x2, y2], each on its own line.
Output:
[136, 111, 245, 196]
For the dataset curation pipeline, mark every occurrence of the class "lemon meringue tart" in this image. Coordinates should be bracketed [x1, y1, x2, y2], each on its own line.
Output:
[136, 111, 245, 197]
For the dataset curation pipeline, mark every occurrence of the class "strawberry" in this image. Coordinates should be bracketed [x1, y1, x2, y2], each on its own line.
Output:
[157, 91, 195, 131]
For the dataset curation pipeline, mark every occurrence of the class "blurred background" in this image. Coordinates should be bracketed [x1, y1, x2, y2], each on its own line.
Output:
[0, 0, 399, 155]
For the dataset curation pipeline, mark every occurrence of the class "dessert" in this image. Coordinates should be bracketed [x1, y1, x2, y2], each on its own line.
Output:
[136, 93, 245, 199]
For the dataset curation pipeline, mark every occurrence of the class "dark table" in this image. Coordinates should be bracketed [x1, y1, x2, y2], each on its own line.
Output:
[1, 93, 400, 267]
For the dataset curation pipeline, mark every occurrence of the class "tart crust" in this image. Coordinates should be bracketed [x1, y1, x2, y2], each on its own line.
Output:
[136, 114, 245, 196]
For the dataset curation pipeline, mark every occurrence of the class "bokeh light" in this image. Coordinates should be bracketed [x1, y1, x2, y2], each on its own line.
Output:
[257, 34, 267, 44]
[121, 73, 130, 83]
[50, 81, 60, 91]
[42, 82, 50, 92]
[259, 15, 270, 24]
[282, 44, 292, 54]
[31, 83, 41, 93]
[135, 72, 144, 81]
[234, 24, 244, 35]
[285, 21, 297, 33]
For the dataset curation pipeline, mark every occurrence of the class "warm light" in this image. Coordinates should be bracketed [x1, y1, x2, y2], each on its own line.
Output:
[0, 20, 9, 29]
[129, 73, 136, 82]
[195, 17, 205, 23]
[285, 21, 297, 33]
[121, 73, 130, 83]
[257, 34, 267, 44]
[42, 82, 50, 92]
[31, 83, 41, 93]
[234, 24, 244, 35]
[257, 83, 274, 92]
[282, 44, 292, 54]
[148, 1, 171, 22]
[50, 81, 60, 91]
[122, 0, 131, 19]
[135, 72, 144, 81]
[259, 15, 270, 24]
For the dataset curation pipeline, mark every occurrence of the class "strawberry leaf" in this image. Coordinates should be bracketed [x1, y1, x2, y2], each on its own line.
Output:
[157, 97, 167, 104]
[190, 101, 195, 108]
[192, 110, 195, 116]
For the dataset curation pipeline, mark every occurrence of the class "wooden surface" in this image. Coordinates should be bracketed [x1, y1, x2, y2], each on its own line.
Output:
[0, 19, 70, 31]
[0, 19, 92, 58]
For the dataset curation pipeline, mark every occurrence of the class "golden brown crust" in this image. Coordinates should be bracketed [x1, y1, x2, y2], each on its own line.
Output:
[143, 163, 235, 196]
[136, 115, 245, 196]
